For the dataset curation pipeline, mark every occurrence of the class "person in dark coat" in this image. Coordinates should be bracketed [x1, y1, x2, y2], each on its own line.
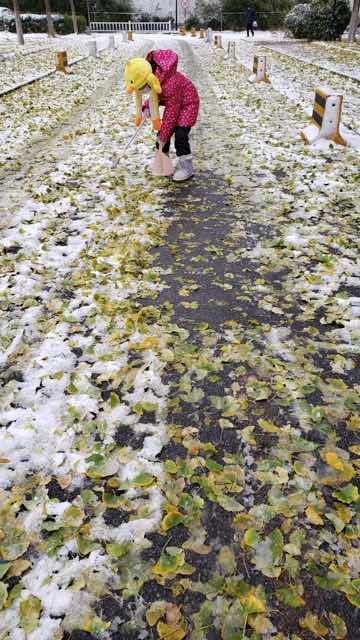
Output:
[245, 4, 256, 37]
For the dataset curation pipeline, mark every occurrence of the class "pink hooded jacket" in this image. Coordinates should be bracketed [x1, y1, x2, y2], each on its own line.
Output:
[144, 49, 200, 144]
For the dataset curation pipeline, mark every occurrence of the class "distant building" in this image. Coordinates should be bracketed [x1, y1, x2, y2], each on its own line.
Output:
[133, 0, 196, 20]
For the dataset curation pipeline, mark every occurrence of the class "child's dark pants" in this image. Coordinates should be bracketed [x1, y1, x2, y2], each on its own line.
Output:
[157, 126, 191, 156]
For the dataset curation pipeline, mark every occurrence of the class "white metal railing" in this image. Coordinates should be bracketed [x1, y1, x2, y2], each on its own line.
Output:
[90, 20, 172, 33]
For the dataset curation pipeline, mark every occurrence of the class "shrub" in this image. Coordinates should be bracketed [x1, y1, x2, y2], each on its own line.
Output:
[2, 11, 86, 34]
[56, 14, 87, 34]
[185, 14, 200, 29]
[285, 2, 313, 37]
[285, 0, 351, 40]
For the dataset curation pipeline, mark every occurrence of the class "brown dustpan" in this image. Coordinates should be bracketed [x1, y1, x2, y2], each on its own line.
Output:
[149, 150, 174, 177]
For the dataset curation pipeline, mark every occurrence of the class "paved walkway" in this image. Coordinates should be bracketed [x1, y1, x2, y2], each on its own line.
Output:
[0, 38, 359, 640]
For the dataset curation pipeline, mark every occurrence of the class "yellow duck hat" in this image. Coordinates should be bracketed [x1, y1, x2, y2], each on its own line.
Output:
[124, 57, 162, 94]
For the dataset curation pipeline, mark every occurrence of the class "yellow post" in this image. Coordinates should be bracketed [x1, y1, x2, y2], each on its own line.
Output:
[127, 31, 133, 41]
[55, 51, 69, 73]
[249, 54, 271, 84]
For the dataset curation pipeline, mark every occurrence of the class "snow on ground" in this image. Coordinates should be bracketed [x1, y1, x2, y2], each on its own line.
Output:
[1, 35, 171, 637]
[0, 33, 128, 92]
[0, 31, 359, 639]
[213, 32, 360, 141]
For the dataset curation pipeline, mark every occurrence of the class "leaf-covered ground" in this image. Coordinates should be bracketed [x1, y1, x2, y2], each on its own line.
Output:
[219, 36, 360, 135]
[229, 33, 360, 80]
[0, 34, 123, 93]
[0, 36, 359, 640]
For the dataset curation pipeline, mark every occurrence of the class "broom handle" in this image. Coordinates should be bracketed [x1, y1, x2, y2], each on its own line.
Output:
[123, 116, 146, 152]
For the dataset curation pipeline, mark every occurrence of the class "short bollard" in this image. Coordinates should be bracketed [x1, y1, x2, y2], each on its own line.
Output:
[199, 28, 204, 38]
[214, 34, 223, 48]
[191, 27, 197, 37]
[249, 54, 270, 83]
[226, 41, 236, 60]
[87, 40, 98, 58]
[122, 31, 128, 42]
[301, 88, 346, 146]
[55, 51, 69, 73]
[108, 34, 115, 51]
[127, 31, 133, 41]
[179, 25, 186, 36]
[206, 28, 213, 44]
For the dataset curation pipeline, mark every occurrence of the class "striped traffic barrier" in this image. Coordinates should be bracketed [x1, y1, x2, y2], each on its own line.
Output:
[249, 54, 270, 84]
[301, 88, 346, 146]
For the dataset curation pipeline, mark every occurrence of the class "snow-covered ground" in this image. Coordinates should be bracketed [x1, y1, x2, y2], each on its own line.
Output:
[211, 32, 360, 141]
[0, 33, 129, 93]
[0, 31, 359, 639]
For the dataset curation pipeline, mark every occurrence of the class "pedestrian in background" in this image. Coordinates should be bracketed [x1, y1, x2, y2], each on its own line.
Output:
[246, 4, 257, 37]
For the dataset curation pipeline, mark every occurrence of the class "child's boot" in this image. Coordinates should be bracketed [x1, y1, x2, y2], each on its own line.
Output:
[173, 155, 194, 182]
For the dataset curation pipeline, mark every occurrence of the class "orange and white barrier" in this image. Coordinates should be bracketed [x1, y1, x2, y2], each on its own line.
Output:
[249, 54, 270, 84]
[301, 87, 346, 146]
[55, 51, 70, 73]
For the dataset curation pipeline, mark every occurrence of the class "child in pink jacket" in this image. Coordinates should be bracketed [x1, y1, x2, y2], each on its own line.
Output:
[143, 49, 200, 182]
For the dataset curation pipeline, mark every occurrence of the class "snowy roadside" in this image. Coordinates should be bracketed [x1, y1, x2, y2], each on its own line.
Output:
[0, 41, 145, 177]
[199, 42, 360, 382]
[217, 30, 360, 79]
[0, 33, 359, 639]
[258, 41, 360, 81]
[213, 36, 360, 140]
[0, 34, 129, 93]
[0, 36, 174, 639]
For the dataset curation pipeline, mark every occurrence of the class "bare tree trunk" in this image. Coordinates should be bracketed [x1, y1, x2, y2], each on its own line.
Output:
[12, 0, 24, 45]
[348, 0, 360, 42]
[69, 0, 78, 34]
[44, 0, 55, 37]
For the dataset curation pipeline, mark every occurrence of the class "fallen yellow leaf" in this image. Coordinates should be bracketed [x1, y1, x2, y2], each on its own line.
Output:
[157, 621, 186, 640]
[300, 613, 328, 637]
[325, 452, 344, 471]
[305, 505, 324, 526]
[56, 475, 72, 489]
[166, 603, 181, 625]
